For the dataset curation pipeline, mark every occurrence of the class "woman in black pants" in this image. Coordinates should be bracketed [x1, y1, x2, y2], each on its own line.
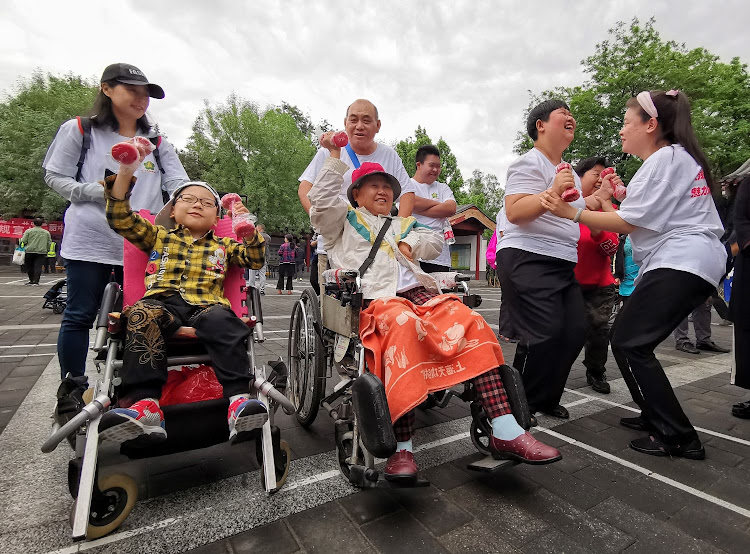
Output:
[542, 90, 726, 459]
[277, 234, 295, 294]
[497, 99, 590, 423]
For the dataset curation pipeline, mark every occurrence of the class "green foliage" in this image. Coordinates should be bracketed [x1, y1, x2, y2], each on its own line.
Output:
[0, 71, 98, 218]
[394, 126, 464, 196]
[459, 169, 504, 219]
[513, 18, 750, 182]
[180, 95, 316, 233]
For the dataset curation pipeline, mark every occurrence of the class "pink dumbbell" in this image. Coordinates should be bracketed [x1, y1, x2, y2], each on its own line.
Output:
[319, 131, 348, 148]
[111, 142, 139, 165]
[556, 163, 580, 202]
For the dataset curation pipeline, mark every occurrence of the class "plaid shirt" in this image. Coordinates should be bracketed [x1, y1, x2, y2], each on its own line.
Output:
[105, 186, 265, 307]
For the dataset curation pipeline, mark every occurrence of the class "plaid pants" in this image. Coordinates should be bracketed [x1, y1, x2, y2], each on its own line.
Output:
[392, 286, 511, 441]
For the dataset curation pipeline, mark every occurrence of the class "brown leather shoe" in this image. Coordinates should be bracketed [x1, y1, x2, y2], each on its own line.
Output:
[489, 432, 562, 465]
[384, 450, 418, 482]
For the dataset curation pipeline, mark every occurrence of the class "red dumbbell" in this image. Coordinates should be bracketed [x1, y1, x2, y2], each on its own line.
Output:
[320, 131, 348, 148]
[600, 167, 615, 179]
[556, 163, 580, 202]
[111, 142, 139, 165]
[221, 193, 242, 211]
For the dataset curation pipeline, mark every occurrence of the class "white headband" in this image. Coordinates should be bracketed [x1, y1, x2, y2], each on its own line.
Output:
[636, 91, 658, 119]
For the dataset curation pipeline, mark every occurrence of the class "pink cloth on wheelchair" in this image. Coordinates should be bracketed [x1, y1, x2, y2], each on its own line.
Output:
[359, 294, 505, 422]
[122, 210, 246, 318]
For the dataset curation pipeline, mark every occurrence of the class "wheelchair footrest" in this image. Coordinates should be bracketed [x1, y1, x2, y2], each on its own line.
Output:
[466, 456, 518, 473]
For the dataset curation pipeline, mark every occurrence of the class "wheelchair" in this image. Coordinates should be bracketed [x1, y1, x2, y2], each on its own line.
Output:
[286, 268, 533, 488]
[41, 212, 296, 542]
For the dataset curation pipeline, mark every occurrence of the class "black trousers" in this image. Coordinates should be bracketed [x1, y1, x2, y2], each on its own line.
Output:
[121, 293, 252, 402]
[497, 281, 520, 340]
[277, 262, 294, 290]
[496, 248, 586, 413]
[582, 284, 618, 378]
[610, 269, 713, 444]
[25, 252, 45, 284]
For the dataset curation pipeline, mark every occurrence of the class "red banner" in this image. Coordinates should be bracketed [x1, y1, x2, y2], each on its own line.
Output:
[0, 218, 64, 239]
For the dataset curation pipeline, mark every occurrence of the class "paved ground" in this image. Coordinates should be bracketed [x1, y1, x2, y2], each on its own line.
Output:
[0, 265, 748, 554]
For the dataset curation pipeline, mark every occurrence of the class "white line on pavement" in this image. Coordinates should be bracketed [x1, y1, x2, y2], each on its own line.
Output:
[537, 426, 750, 520]
[0, 323, 61, 331]
[564, 387, 750, 447]
[0, 343, 57, 348]
[0, 295, 45, 298]
[0, 352, 56, 359]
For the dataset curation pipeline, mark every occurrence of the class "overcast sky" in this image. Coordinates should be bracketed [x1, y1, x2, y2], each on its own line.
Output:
[2, 0, 748, 186]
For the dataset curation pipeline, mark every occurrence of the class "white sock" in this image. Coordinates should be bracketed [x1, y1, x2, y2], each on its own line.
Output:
[491, 414, 525, 441]
[396, 439, 413, 452]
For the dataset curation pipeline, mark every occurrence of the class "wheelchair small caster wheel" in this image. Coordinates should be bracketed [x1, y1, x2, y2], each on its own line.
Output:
[470, 415, 493, 457]
[260, 439, 291, 492]
[70, 473, 138, 540]
[53, 303, 65, 314]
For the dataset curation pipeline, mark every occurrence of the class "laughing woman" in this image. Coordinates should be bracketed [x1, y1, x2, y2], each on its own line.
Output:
[43, 63, 188, 381]
[541, 90, 726, 459]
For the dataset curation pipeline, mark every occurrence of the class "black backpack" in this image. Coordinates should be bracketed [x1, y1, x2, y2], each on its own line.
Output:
[74, 116, 168, 202]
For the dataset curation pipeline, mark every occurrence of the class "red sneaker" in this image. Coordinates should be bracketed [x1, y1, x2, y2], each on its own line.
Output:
[384, 450, 418, 482]
[489, 432, 562, 465]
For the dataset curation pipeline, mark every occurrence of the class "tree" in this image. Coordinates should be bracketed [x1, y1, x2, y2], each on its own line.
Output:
[513, 18, 750, 182]
[0, 71, 98, 218]
[182, 95, 316, 233]
[394, 126, 464, 196]
[458, 170, 504, 219]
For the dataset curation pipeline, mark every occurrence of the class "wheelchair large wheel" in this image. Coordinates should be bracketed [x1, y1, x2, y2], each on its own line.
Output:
[70, 473, 138, 540]
[288, 289, 326, 427]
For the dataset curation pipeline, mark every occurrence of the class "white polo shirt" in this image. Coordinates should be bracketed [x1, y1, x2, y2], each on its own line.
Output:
[411, 177, 456, 267]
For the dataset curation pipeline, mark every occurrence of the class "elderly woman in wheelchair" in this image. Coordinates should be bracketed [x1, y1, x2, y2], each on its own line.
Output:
[296, 133, 561, 485]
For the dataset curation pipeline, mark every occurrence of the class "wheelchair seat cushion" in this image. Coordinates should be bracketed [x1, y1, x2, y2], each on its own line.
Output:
[359, 294, 505, 422]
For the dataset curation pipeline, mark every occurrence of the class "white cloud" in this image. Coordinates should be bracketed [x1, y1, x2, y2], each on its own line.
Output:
[2, 0, 748, 192]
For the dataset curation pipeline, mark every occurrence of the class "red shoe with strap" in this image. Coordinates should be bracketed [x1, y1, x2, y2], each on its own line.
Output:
[489, 432, 562, 465]
[384, 450, 418, 482]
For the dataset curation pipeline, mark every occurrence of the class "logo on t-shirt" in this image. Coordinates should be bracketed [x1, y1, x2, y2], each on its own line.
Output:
[143, 161, 156, 173]
[431, 192, 439, 199]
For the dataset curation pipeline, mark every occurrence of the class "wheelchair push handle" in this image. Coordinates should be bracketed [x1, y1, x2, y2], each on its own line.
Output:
[41, 394, 111, 453]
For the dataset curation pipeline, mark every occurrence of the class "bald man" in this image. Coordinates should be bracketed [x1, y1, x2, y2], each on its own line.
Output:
[298, 99, 416, 277]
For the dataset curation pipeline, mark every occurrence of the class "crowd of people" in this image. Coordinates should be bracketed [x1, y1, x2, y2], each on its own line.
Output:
[36, 62, 749, 478]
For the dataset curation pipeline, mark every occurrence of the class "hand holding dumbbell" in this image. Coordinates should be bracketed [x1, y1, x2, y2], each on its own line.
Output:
[319, 131, 348, 150]
[555, 163, 580, 202]
[110, 137, 155, 173]
[599, 167, 627, 202]
[221, 193, 256, 239]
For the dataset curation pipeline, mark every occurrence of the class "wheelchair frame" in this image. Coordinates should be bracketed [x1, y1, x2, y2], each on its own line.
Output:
[42, 281, 296, 541]
[286, 271, 526, 488]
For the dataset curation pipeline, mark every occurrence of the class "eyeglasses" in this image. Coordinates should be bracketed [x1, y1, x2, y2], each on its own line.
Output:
[176, 194, 217, 209]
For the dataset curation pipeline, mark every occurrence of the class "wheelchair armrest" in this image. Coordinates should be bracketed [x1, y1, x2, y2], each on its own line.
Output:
[323, 268, 360, 292]
[96, 282, 121, 329]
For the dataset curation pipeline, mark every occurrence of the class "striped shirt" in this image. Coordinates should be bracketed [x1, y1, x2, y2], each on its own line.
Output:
[106, 190, 265, 307]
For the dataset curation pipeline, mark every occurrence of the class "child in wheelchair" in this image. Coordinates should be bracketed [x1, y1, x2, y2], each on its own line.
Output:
[309, 133, 561, 481]
[99, 159, 269, 448]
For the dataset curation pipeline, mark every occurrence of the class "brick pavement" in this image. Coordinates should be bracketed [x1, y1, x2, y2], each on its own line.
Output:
[0, 264, 749, 553]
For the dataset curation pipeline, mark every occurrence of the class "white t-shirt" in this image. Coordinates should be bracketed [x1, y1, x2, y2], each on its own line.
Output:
[617, 144, 726, 286]
[43, 119, 188, 265]
[498, 148, 585, 263]
[495, 206, 507, 253]
[411, 177, 456, 267]
[299, 142, 416, 255]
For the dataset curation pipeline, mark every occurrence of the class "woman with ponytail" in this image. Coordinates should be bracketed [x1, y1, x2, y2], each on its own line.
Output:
[541, 90, 726, 459]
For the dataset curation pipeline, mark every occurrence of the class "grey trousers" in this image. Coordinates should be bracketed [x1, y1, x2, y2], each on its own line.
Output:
[673, 296, 712, 344]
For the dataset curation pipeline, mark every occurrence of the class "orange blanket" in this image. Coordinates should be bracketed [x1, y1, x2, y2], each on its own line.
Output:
[359, 294, 505, 422]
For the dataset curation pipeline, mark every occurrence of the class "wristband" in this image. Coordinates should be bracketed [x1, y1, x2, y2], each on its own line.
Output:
[573, 208, 584, 223]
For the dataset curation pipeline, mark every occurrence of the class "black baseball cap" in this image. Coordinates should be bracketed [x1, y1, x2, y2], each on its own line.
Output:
[100, 63, 165, 99]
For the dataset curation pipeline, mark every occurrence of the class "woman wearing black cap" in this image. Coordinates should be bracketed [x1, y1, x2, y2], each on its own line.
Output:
[43, 63, 188, 382]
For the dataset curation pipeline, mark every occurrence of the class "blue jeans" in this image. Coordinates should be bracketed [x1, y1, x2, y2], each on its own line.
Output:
[58, 260, 123, 379]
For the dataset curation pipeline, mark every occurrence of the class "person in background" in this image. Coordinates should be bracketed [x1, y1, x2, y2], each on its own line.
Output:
[249, 223, 271, 295]
[277, 234, 295, 294]
[309, 233, 320, 295]
[410, 144, 457, 273]
[44, 240, 57, 274]
[573, 157, 620, 394]
[20, 218, 52, 286]
[672, 298, 730, 354]
[42, 63, 188, 380]
[730, 175, 750, 418]
[615, 235, 640, 305]
[495, 206, 520, 343]
[295, 239, 306, 281]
